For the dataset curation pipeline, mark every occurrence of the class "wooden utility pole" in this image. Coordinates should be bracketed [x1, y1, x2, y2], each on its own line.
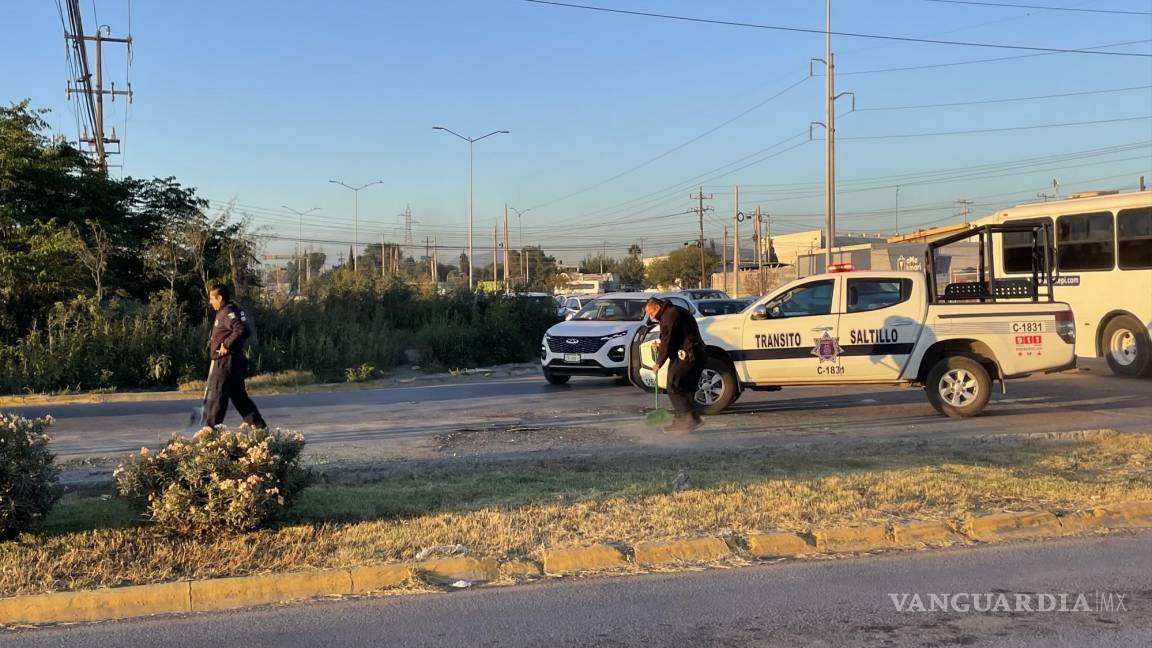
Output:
[734, 185, 741, 297]
[722, 225, 729, 295]
[503, 206, 510, 288]
[690, 187, 714, 289]
[493, 224, 498, 284]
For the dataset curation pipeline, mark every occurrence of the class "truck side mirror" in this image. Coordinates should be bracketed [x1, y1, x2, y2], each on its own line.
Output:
[750, 304, 770, 321]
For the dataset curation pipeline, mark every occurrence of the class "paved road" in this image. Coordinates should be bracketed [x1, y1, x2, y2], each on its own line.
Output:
[5, 360, 1150, 466]
[6, 533, 1149, 647]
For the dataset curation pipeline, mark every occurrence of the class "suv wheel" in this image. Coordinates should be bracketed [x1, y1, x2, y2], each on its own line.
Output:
[694, 355, 739, 415]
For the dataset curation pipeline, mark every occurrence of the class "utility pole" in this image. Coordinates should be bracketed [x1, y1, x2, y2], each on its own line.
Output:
[755, 207, 764, 295]
[722, 225, 729, 295]
[734, 185, 741, 297]
[690, 187, 714, 289]
[503, 206, 511, 288]
[493, 224, 499, 284]
[810, 0, 854, 270]
[62, 1, 133, 175]
[895, 185, 901, 235]
[381, 233, 386, 277]
[403, 204, 413, 249]
[957, 199, 973, 224]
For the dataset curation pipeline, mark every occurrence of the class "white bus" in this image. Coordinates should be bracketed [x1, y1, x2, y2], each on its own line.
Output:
[980, 190, 1152, 377]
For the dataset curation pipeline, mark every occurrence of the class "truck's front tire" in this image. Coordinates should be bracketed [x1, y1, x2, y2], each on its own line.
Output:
[694, 355, 739, 415]
[925, 356, 991, 418]
[1102, 315, 1152, 378]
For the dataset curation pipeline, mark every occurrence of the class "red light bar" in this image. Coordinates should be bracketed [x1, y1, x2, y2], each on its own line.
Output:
[826, 263, 855, 273]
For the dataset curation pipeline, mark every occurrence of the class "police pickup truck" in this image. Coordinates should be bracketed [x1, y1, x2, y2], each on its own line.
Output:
[636, 223, 1077, 418]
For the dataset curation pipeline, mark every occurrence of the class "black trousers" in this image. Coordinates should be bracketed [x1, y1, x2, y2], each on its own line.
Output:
[205, 354, 267, 428]
[666, 351, 706, 420]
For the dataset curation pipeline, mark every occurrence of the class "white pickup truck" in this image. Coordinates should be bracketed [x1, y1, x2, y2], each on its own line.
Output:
[636, 224, 1077, 418]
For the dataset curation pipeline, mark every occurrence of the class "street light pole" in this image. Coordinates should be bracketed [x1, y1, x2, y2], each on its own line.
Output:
[328, 179, 383, 272]
[281, 205, 319, 290]
[433, 126, 509, 291]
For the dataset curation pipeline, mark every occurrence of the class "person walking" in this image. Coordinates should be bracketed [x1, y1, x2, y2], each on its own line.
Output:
[205, 283, 267, 429]
[645, 296, 706, 432]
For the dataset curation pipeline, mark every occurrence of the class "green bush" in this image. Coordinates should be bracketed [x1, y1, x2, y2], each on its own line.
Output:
[113, 425, 313, 536]
[0, 414, 62, 538]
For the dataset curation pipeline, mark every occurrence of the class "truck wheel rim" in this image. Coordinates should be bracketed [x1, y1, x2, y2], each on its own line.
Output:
[939, 369, 978, 407]
[1109, 329, 1137, 366]
[695, 369, 723, 405]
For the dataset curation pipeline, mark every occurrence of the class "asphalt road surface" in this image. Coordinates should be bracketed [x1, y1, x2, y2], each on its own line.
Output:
[6, 359, 1148, 471]
[6, 533, 1149, 647]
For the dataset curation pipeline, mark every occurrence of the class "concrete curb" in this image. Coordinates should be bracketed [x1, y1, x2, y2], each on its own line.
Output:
[3, 502, 1150, 626]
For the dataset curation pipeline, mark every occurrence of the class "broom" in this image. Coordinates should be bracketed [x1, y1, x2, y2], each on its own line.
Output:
[645, 368, 673, 425]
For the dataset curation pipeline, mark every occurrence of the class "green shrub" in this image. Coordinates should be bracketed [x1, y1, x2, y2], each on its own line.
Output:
[0, 414, 62, 538]
[344, 364, 376, 383]
[113, 425, 313, 536]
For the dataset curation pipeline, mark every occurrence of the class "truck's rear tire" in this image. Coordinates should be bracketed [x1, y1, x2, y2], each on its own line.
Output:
[1102, 315, 1152, 378]
[694, 355, 739, 415]
[543, 368, 571, 385]
[925, 356, 991, 418]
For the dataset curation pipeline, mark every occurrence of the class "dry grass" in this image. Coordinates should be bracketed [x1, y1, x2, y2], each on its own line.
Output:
[177, 370, 318, 394]
[2, 433, 1150, 597]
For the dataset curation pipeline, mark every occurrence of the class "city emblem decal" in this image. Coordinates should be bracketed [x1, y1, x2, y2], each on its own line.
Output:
[811, 332, 843, 363]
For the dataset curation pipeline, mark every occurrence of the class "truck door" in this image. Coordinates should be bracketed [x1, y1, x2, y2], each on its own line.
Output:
[739, 278, 841, 382]
[836, 277, 920, 380]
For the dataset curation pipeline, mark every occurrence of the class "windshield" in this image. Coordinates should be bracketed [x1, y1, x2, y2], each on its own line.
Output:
[572, 298, 647, 321]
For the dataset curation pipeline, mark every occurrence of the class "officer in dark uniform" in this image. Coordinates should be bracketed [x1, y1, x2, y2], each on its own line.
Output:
[206, 283, 267, 428]
[645, 296, 706, 432]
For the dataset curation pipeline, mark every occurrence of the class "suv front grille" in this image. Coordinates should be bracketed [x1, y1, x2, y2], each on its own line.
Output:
[547, 336, 606, 354]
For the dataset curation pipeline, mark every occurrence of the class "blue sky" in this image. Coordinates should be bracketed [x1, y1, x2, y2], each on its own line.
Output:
[4, 0, 1151, 265]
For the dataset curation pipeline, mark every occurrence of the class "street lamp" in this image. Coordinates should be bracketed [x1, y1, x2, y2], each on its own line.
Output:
[509, 206, 531, 287]
[281, 205, 320, 288]
[328, 179, 383, 272]
[433, 126, 510, 291]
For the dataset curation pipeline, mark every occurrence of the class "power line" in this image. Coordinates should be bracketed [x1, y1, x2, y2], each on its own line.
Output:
[841, 38, 1152, 76]
[526, 75, 811, 211]
[841, 115, 1151, 140]
[922, 0, 1152, 16]
[523, 0, 1152, 57]
[857, 84, 1152, 111]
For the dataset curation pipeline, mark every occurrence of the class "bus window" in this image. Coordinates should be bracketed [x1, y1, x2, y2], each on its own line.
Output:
[1118, 207, 1152, 270]
[1057, 212, 1114, 271]
[1002, 217, 1051, 274]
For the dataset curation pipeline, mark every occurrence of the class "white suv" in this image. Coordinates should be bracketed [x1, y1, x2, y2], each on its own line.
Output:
[541, 292, 699, 384]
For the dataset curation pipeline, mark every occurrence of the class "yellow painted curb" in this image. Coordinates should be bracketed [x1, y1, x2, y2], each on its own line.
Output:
[633, 537, 731, 566]
[189, 569, 352, 613]
[892, 520, 964, 547]
[745, 532, 814, 558]
[813, 525, 897, 553]
[499, 559, 543, 579]
[349, 564, 412, 594]
[542, 544, 629, 575]
[0, 581, 191, 625]
[1059, 501, 1152, 534]
[965, 511, 1063, 542]
[415, 557, 500, 583]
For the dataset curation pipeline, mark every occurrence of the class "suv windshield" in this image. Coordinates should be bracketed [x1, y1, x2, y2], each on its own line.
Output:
[573, 298, 647, 321]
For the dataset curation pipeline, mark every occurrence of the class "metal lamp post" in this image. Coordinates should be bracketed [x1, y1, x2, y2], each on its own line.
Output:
[328, 179, 383, 272]
[281, 205, 319, 289]
[433, 126, 509, 291]
[510, 206, 531, 288]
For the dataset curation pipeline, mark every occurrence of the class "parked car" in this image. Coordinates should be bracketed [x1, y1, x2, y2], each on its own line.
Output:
[696, 298, 753, 317]
[540, 292, 700, 385]
[679, 289, 731, 301]
[557, 295, 594, 319]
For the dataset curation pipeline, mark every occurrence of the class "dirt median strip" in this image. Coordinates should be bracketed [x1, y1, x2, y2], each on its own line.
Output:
[4, 503, 1150, 627]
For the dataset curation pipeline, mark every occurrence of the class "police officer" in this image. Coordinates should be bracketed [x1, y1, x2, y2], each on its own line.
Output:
[645, 296, 706, 432]
[206, 283, 267, 428]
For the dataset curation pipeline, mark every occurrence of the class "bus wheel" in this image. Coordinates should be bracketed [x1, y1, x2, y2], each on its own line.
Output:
[1103, 315, 1152, 378]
